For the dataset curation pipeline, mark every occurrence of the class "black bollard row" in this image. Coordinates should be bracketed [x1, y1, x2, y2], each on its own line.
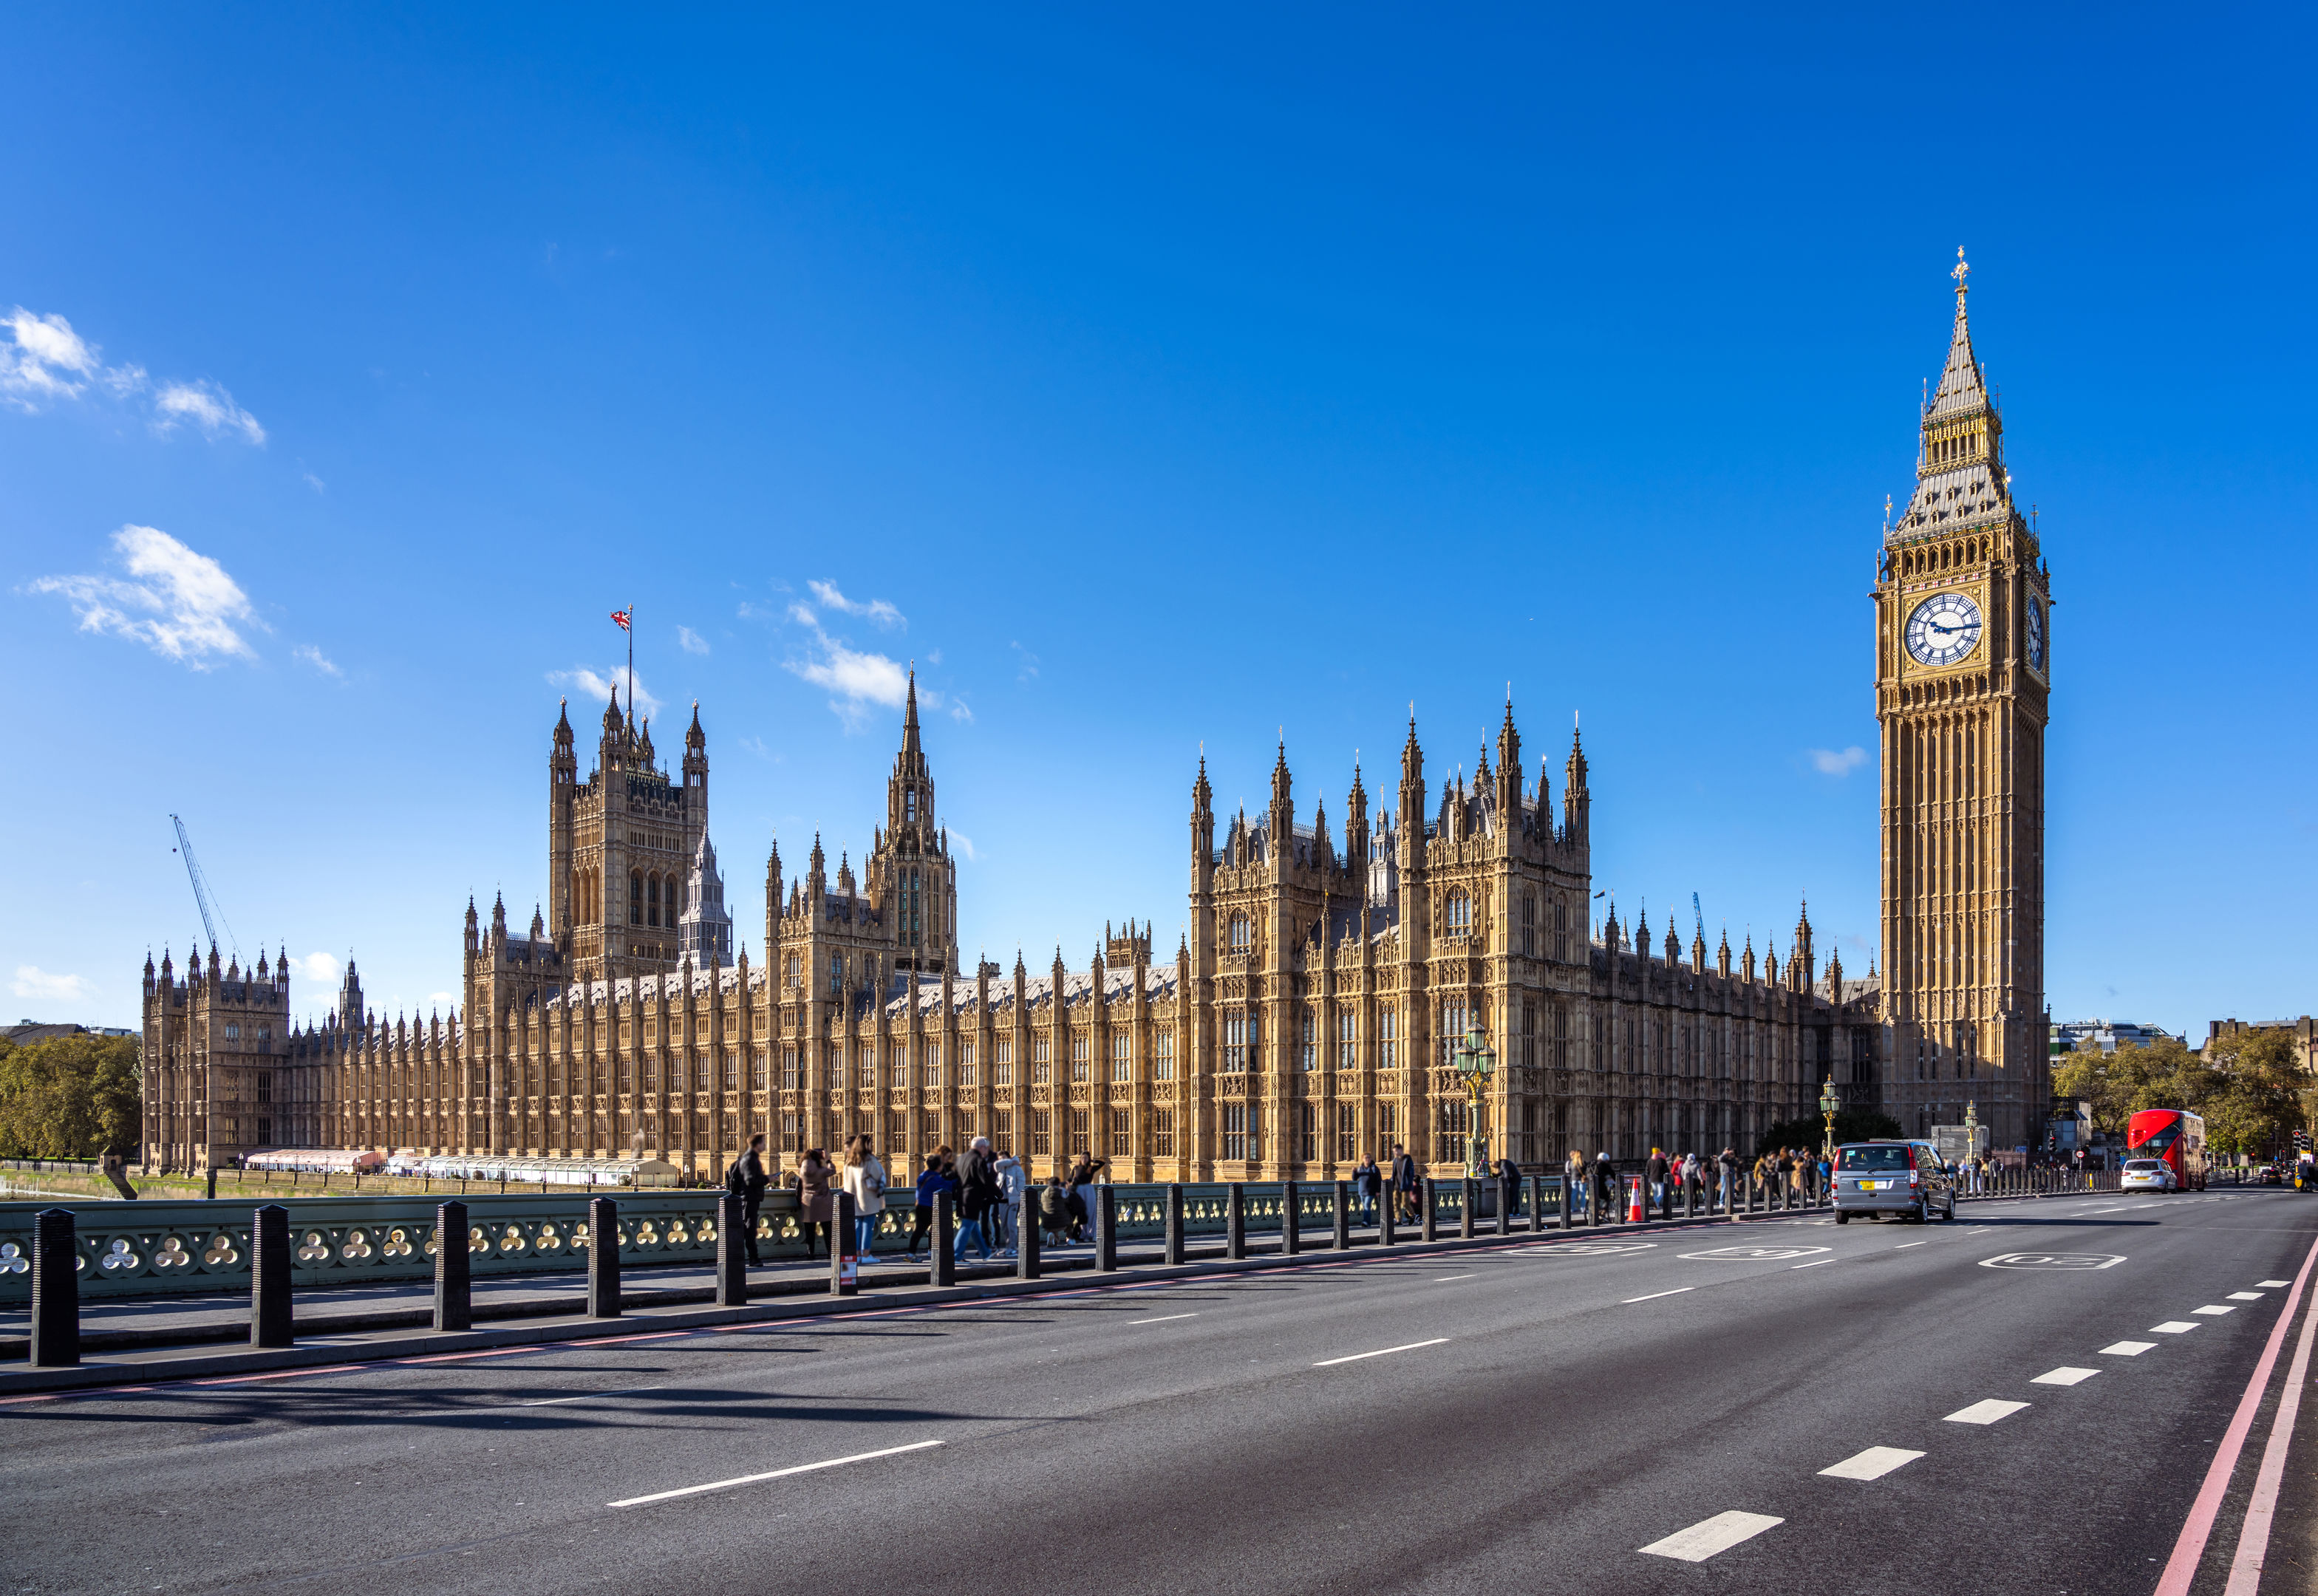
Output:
[716, 1194, 748, 1308]
[1165, 1182, 1185, 1265]
[1422, 1179, 1439, 1244]
[1281, 1181, 1301, 1257]
[435, 1199, 472, 1331]
[1334, 1180, 1351, 1251]
[251, 1204, 293, 1348]
[830, 1191, 859, 1297]
[1224, 1182, 1247, 1260]
[1380, 1181, 1398, 1246]
[588, 1196, 621, 1318]
[30, 1208, 78, 1368]
[1016, 1190, 1042, 1280]
[1459, 1177, 1477, 1241]
[1094, 1187, 1117, 1273]
[933, 1191, 957, 1286]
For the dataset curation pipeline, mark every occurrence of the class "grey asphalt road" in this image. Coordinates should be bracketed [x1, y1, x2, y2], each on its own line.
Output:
[6, 1190, 2315, 1595]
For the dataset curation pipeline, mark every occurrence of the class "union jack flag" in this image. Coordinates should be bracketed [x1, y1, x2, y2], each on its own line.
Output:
[610, 609, 632, 631]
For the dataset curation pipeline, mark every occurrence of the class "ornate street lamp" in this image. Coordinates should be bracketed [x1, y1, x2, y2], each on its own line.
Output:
[1819, 1075, 1841, 1159]
[1453, 1025, 1497, 1179]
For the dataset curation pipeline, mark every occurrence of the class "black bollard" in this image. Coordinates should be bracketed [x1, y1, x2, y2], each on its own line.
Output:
[1459, 1177, 1477, 1240]
[1558, 1173, 1572, 1230]
[1016, 1191, 1041, 1280]
[1225, 1183, 1246, 1261]
[1334, 1180, 1351, 1250]
[251, 1204, 293, 1348]
[205, 1166, 217, 1202]
[29, 1208, 78, 1368]
[1499, 1173, 1515, 1236]
[716, 1195, 748, 1307]
[1380, 1180, 1398, 1246]
[1422, 1179, 1439, 1243]
[434, 1200, 472, 1331]
[831, 1191, 859, 1297]
[1682, 1176, 1694, 1221]
[1165, 1183, 1185, 1265]
[1281, 1181, 1301, 1257]
[1094, 1187, 1117, 1273]
[933, 1191, 957, 1286]
[588, 1196, 621, 1317]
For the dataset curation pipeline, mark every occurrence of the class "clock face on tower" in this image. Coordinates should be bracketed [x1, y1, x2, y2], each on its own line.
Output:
[2025, 598, 2046, 674]
[1904, 591, 1983, 668]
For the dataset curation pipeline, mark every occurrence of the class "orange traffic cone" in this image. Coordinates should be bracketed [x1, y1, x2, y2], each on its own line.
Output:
[1628, 1176, 1645, 1223]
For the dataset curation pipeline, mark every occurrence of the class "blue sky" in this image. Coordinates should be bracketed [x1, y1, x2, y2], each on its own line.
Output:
[4, 7, 2310, 1040]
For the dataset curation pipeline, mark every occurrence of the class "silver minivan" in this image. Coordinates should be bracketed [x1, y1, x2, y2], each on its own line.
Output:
[1833, 1140, 1956, 1223]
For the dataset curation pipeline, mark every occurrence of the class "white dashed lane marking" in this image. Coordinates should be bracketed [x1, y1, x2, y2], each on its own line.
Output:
[2031, 1367, 2099, 1386]
[1126, 1314, 1198, 1326]
[1623, 1288, 1695, 1304]
[2194, 1305, 2236, 1316]
[2152, 1322, 2201, 1334]
[1312, 1338, 1449, 1367]
[2258, 1280, 2290, 1288]
[1638, 1510, 1784, 1562]
[1819, 1447, 1924, 1481]
[1945, 1399, 2031, 1425]
[2100, 1340, 2158, 1356]
[2228, 1292, 2266, 1301]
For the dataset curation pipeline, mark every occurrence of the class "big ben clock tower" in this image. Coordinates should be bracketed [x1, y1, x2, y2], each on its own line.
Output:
[1875, 251, 2052, 1152]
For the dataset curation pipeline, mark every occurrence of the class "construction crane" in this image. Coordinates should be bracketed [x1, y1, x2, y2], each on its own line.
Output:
[170, 814, 239, 959]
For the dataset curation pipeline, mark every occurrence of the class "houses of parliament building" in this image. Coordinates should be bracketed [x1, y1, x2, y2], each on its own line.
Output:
[140, 262, 2053, 1179]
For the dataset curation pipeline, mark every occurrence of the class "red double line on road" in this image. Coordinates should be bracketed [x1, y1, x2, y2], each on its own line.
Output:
[2155, 1230, 2318, 1595]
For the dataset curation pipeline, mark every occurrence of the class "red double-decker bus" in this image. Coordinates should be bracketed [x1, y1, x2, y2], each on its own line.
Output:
[2127, 1108, 2207, 1190]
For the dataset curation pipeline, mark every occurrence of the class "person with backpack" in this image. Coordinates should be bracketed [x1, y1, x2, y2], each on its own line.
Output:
[1037, 1173, 1074, 1247]
[994, 1147, 1024, 1257]
[841, 1136, 888, 1263]
[955, 1136, 1000, 1262]
[907, 1151, 950, 1263]
[725, 1133, 771, 1266]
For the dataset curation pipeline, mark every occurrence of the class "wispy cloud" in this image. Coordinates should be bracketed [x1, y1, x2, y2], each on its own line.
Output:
[549, 664, 663, 720]
[677, 624, 710, 655]
[738, 734, 771, 760]
[27, 525, 262, 668]
[301, 470, 326, 494]
[154, 379, 266, 444]
[1, 307, 266, 443]
[1808, 746, 1868, 776]
[12, 966, 95, 1004]
[288, 952, 341, 989]
[1010, 640, 1040, 682]
[294, 644, 344, 678]
[805, 579, 904, 629]
[784, 628, 911, 726]
[947, 829, 979, 863]
[427, 990, 456, 1009]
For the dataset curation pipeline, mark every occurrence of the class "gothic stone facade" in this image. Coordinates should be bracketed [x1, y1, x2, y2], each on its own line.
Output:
[141, 268, 2054, 1176]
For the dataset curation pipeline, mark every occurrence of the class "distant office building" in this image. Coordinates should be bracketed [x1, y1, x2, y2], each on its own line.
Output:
[2051, 1019, 2182, 1057]
[2203, 1017, 2318, 1077]
[5, 1019, 138, 1045]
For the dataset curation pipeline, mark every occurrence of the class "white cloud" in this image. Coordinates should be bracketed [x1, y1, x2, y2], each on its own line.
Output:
[1010, 640, 1040, 682]
[738, 734, 771, 760]
[301, 470, 327, 494]
[548, 664, 663, 720]
[0, 309, 101, 404]
[1, 307, 265, 443]
[427, 991, 456, 1009]
[12, 966, 95, 1004]
[287, 952, 342, 989]
[154, 379, 266, 444]
[785, 628, 911, 725]
[27, 524, 262, 668]
[1809, 746, 1869, 776]
[676, 624, 710, 655]
[947, 829, 979, 862]
[806, 579, 904, 629]
[294, 644, 344, 678]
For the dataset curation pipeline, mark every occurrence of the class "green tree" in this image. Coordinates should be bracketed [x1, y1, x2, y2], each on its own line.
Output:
[0, 1034, 143, 1158]
[2203, 1029, 2306, 1160]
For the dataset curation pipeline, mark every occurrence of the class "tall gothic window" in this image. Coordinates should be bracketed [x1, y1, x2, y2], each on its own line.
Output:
[1380, 1006, 1397, 1070]
[1300, 1009, 1317, 1071]
[1153, 1029, 1175, 1080]
[1441, 1003, 1468, 1066]
[1227, 914, 1250, 950]
[1071, 1033, 1089, 1082]
[1521, 894, 1536, 955]
[1224, 1014, 1249, 1072]
[1111, 1033, 1131, 1082]
[1336, 1008, 1356, 1071]
[1445, 891, 1472, 935]
[630, 871, 644, 924]
[647, 875, 661, 927]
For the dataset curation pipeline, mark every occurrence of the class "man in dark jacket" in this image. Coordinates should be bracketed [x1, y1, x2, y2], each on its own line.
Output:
[728, 1133, 771, 1265]
[1391, 1144, 1419, 1224]
[955, 1136, 1001, 1261]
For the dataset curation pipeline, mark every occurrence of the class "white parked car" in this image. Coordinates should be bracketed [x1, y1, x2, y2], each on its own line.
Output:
[2120, 1158, 2176, 1192]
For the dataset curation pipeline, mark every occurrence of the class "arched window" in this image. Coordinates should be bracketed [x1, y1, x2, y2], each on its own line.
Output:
[630, 871, 644, 924]
[647, 874, 661, 927]
[1445, 891, 1471, 935]
[1228, 914, 1250, 950]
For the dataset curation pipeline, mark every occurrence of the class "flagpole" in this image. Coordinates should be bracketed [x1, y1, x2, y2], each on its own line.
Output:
[627, 601, 635, 728]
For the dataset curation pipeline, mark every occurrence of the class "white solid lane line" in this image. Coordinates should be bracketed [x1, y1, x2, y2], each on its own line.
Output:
[2228, 1292, 2266, 1301]
[610, 1439, 944, 1507]
[1895, 1241, 1929, 1249]
[2258, 1280, 2290, 1288]
[1313, 1337, 1449, 1367]
[2032, 1367, 2100, 1386]
[1623, 1287, 1695, 1303]
[515, 1385, 666, 1407]
[1434, 1274, 1477, 1282]
[2152, 1322, 2202, 1334]
[1819, 1447, 1925, 1481]
[1126, 1313, 1199, 1325]
[2101, 1341, 2158, 1357]
[1945, 1399, 2031, 1425]
[2195, 1306, 2237, 1316]
[1790, 1259, 1834, 1269]
[1639, 1510, 1784, 1562]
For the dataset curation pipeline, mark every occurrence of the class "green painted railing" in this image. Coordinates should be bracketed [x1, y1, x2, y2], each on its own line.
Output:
[0, 1177, 1568, 1303]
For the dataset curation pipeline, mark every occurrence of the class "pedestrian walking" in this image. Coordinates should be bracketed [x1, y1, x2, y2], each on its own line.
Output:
[995, 1147, 1024, 1256]
[1646, 1147, 1668, 1210]
[726, 1132, 770, 1265]
[1718, 1146, 1738, 1211]
[1567, 1147, 1589, 1218]
[955, 1136, 1000, 1261]
[907, 1152, 949, 1261]
[797, 1147, 834, 1258]
[1354, 1154, 1381, 1224]
[1068, 1150, 1107, 1244]
[1592, 1150, 1617, 1216]
[1391, 1143, 1419, 1224]
[841, 1136, 887, 1261]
